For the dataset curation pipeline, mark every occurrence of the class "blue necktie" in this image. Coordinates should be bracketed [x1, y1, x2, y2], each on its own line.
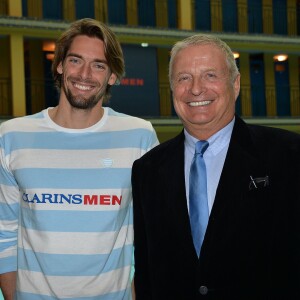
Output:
[189, 140, 209, 256]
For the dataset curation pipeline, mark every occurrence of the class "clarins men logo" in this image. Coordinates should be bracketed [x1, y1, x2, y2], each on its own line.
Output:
[22, 193, 122, 205]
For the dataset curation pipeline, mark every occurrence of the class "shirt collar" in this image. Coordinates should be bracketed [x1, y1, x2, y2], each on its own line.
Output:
[184, 117, 235, 156]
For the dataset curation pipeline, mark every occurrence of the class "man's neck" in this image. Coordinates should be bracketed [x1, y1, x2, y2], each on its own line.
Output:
[48, 103, 104, 129]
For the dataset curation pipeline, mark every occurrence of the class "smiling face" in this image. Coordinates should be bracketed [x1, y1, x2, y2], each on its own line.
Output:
[57, 35, 117, 110]
[171, 44, 240, 140]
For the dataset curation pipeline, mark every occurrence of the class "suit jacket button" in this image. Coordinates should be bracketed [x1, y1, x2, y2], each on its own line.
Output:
[199, 285, 208, 295]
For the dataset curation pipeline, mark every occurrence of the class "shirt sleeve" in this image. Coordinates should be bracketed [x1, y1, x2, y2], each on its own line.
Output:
[147, 123, 159, 152]
[0, 131, 19, 274]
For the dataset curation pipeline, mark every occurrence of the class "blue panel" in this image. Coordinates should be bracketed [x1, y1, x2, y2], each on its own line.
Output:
[222, 0, 238, 32]
[235, 95, 242, 116]
[273, 0, 287, 35]
[247, 0, 263, 33]
[43, 0, 62, 20]
[138, 0, 156, 27]
[43, 53, 59, 108]
[274, 61, 290, 116]
[75, 0, 94, 19]
[168, 0, 177, 28]
[108, 0, 127, 25]
[22, 0, 27, 17]
[195, 0, 211, 31]
[107, 45, 160, 117]
[250, 54, 266, 116]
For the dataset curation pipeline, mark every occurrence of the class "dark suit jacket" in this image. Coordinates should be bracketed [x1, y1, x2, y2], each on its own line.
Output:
[132, 116, 300, 300]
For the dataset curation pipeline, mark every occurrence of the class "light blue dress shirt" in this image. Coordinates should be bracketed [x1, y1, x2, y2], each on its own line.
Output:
[184, 118, 235, 214]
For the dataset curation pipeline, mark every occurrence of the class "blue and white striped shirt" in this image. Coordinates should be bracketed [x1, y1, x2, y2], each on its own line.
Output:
[0, 107, 159, 299]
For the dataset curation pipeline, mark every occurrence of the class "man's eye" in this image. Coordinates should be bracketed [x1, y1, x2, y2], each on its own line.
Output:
[178, 76, 190, 82]
[94, 63, 105, 69]
[207, 73, 216, 78]
[205, 73, 219, 81]
[69, 58, 80, 64]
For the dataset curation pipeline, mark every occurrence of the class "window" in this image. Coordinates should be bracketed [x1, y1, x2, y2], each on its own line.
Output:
[108, 0, 126, 24]
[43, 0, 62, 20]
[168, 0, 177, 28]
[75, 0, 94, 19]
[273, 0, 287, 35]
[248, 0, 263, 33]
[138, 0, 155, 27]
[222, 0, 237, 32]
[195, 0, 211, 31]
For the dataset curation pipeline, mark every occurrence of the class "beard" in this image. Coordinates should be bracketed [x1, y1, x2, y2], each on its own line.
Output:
[62, 76, 107, 110]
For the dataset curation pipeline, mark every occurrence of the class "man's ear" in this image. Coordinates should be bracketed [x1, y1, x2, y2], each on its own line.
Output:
[234, 73, 241, 101]
[57, 62, 63, 74]
[108, 73, 117, 85]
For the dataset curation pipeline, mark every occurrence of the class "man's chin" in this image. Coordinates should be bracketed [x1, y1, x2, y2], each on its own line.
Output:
[68, 97, 100, 110]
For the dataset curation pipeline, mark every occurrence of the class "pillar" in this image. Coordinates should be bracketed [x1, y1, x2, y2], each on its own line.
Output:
[127, 0, 138, 25]
[211, 0, 222, 32]
[237, 0, 248, 33]
[10, 34, 26, 117]
[262, 0, 273, 34]
[178, 0, 193, 30]
[94, 0, 108, 23]
[239, 52, 252, 116]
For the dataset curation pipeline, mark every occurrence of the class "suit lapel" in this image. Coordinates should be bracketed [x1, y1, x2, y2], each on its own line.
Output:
[157, 131, 198, 258]
[158, 131, 189, 220]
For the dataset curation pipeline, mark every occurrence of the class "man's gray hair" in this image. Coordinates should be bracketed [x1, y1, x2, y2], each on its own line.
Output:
[169, 34, 240, 90]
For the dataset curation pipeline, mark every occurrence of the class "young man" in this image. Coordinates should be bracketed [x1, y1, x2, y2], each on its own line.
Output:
[0, 18, 158, 299]
[132, 34, 300, 299]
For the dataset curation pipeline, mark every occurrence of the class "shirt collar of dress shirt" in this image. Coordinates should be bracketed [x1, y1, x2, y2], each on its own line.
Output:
[184, 116, 235, 156]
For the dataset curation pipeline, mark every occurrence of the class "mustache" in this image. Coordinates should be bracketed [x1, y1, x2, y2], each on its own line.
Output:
[69, 76, 98, 86]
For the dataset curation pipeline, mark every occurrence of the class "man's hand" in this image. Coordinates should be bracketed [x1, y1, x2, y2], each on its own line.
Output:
[0, 271, 16, 300]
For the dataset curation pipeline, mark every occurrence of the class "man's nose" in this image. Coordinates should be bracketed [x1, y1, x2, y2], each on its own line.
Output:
[190, 77, 206, 96]
[80, 64, 92, 79]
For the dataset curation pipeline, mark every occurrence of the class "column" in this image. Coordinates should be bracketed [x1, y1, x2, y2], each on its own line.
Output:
[126, 0, 138, 25]
[94, 0, 108, 23]
[8, 0, 22, 16]
[287, 0, 297, 36]
[27, 0, 42, 18]
[262, 0, 273, 34]
[210, 0, 222, 32]
[178, 0, 193, 30]
[239, 53, 252, 116]
[155, 0, 168, 28]
[63, 0, 76, 21]
[10, 34, 26, 117]
[237, 0, 248, 33]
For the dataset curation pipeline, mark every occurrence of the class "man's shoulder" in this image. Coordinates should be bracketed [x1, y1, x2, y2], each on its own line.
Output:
[247, 123, 300, 146]
[106, 107, 153, 130]
[234, 116, 300, 147]
[0, 111, 45, 134]
[136, 132, 184, 163]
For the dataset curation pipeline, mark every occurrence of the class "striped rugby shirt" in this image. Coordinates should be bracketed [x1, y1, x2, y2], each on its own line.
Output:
[0, 107, 159, 299]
